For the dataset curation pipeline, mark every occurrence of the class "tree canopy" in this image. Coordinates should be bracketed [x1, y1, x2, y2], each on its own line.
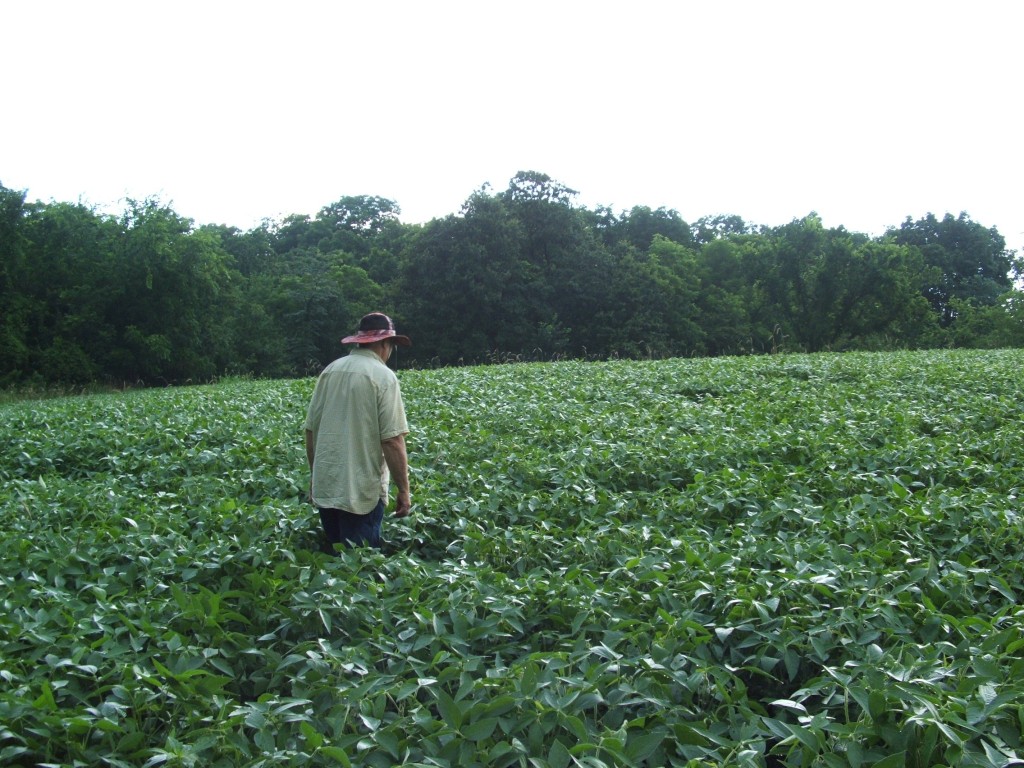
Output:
[1, 172, 1021, 387]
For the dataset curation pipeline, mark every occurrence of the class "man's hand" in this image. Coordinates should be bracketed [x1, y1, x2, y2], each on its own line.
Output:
[382, 433, 411, 518]
[394, 490, 412, 518]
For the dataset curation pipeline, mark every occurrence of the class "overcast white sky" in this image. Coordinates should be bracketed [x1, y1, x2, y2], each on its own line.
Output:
[2, 1, 1021, 253]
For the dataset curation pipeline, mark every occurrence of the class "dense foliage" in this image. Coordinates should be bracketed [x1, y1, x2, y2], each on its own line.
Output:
[2, 173, 1022, 387]
[1, 349, 1022, 766]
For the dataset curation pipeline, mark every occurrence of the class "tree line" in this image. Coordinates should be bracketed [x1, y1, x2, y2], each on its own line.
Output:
[2, 171, 1022, 387]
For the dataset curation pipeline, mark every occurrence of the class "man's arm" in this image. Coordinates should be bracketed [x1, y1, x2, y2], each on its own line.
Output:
[305, 429, 316, 501]
[381, 433, 411, 518]
[305, 429, 315, 469]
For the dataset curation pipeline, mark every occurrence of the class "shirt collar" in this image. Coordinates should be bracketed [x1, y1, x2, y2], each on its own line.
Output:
[351, 347, 386, 364]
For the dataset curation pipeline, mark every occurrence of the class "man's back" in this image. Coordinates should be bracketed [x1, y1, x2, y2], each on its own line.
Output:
[304, 349, 407, 514]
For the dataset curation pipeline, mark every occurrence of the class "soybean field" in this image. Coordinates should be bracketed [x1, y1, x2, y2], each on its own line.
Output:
[1, 349, 1022, 767]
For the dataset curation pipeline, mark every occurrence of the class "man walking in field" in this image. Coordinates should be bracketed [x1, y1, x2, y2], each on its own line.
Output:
[304, 312, 412, 550]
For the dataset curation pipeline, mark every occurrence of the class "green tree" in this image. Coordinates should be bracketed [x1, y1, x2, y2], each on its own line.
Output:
[271, 213, 316, 256]
[691, 214, 751, 245]
[946, 294, 1024, 348]
[19, 200, 123, 383]
[269, 196, 404, 280]
[201, 222, 277, 277]
[398, 189, 535, 363]
[227, 273, 294, 377]
[0, 184, 30, 383]
[312, 195, 404, 282]
[108, 199, 236, 383]
[602, 205, 694, 251]
[616, 235, 703, 356]
[737, 215, 937, 353]
[264, 247, 386, 372]
[695, 238, 754, 355]
[499, 171, 612, 357]
[830, 240, 936, 349]
[890, 212, 1014, 326]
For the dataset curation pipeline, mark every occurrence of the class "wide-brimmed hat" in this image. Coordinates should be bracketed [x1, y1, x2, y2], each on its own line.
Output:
[341, 312, 411, 346]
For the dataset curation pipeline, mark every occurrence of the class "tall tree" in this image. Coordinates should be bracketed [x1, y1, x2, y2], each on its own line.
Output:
[740, 216, 944, 352]
[890, 212, 1014, 326]
[499, 171, 612, 356]
[201, 222, 277, 277]
[312, 195, 404, 282]
[398, 189, 536, 363]
[618, 235, 703, 356]
[108, 199, 236, 383]
[691, 214, 751, 245]
[613, 205, 694, 250]
[695, 238, 754, 355]
[19, 200, 122, 383]
[0, 184, 30, 383]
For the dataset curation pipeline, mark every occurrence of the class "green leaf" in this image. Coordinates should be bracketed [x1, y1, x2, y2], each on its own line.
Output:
[548, 739, 572, 768]
[301, 721, 323, 750]
[435, 689, 463, 730]
[868, 690, 887, 721]
[318, 746, 353, 766]
[765, 719, 820, 753]
[625, 729, 666, 763]
[783, 647, 801, 680]
[462, 717, 499, 742]
[771, 699, 808, 715]
[867, 753, 906, 768]
[375, 730, 401, 758]
[32, 682, 57, 711]
[520, 663, 539, 697]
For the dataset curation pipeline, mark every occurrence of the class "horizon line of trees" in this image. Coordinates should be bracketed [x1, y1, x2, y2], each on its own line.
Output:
[2, 171, 1022, 387]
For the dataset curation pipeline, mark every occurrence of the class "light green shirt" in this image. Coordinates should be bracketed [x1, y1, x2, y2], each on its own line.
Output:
[304, 349, 408, 514]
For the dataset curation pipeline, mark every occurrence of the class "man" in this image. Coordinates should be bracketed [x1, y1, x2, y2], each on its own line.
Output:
[304, 312, 412, 550]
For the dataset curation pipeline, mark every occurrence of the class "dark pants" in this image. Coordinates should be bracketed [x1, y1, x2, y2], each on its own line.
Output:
[319, 499, 385, 550]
